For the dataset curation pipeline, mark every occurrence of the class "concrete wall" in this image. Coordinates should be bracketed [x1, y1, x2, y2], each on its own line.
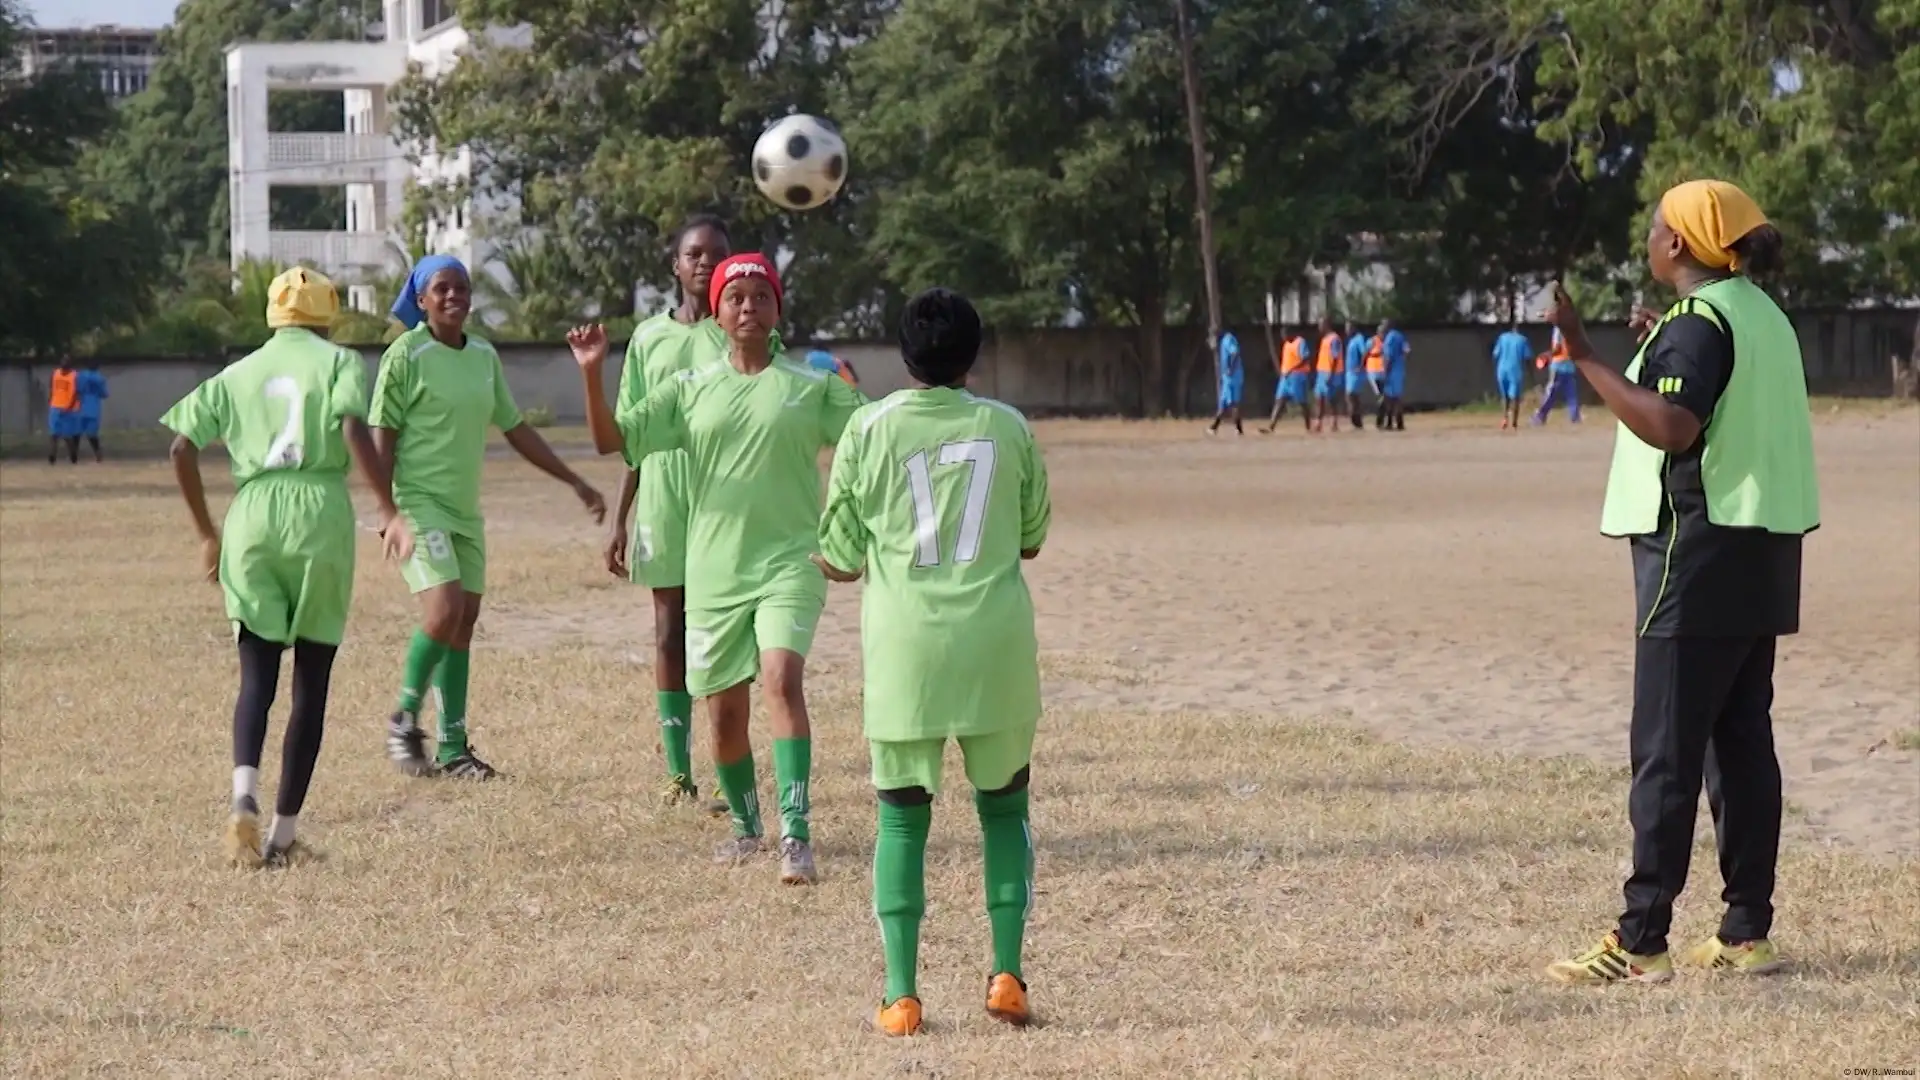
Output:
[4, 309, 1909, 435]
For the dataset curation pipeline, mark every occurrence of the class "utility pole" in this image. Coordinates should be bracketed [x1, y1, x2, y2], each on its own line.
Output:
[1173, 0, 1225, 400]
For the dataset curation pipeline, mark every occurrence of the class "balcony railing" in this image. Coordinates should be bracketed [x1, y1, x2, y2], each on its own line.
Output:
[267, 231, 395, 272]
[264, 132, 398, 171]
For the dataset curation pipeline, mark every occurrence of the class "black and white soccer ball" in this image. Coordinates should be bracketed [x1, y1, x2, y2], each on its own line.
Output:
[752, 114, 848, 211]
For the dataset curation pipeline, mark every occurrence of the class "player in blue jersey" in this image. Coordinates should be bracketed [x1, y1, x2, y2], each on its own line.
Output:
[1206, 330, 1245, 435]
[805, 348, 861, 389]
[76, 364, 108, 461]
[1491, 324, 1531, 430]
[1378, 320, 1410, 431]
[1342, 320, 1369, 430]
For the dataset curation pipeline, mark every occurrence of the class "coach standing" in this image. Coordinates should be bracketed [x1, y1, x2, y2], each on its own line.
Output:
[1543, 179, 1819, 985]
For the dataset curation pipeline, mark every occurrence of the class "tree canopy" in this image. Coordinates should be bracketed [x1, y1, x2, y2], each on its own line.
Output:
[12, 0, 1913, 398]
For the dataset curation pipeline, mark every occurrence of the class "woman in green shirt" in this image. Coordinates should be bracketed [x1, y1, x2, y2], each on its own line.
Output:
[1543, 180, 1816, 985]
[374, 255, 606, 780]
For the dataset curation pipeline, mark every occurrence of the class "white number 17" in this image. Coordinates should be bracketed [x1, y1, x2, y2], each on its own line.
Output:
[903, 439, 997, 568]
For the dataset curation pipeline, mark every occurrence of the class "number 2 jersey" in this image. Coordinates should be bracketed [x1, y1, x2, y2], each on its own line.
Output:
[161, 326, 369, 486]
[819, 387, 1052, 742]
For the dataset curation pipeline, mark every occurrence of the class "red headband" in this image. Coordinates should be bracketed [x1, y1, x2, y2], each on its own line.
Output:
[709, 253, 783, 316]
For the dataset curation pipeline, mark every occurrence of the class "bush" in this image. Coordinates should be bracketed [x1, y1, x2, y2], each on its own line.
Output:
[521, 405, 556, 428]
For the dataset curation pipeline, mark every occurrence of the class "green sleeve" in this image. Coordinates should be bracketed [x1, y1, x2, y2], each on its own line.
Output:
[616, 375, 686, 464]
[159, 375, 228, 449]
[368, 338, 411, 430]
[818, 422, 870, 573]
[330, 348, 370, 422]
[616, 333, 648, 414]
[1019, 429, 1051, 552]
[489, 350, 523, 430]
[820, 375, 867, 445]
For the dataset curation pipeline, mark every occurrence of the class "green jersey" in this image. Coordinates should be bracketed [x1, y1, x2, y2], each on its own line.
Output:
[819, 387, 1052, 741]
[370, 325, 523, 536]
[617, 351, 866, 610]
[161, 327, 369, 484]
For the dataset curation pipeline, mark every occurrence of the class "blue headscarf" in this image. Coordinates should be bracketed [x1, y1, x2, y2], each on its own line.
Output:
[390, 254, 469, 330]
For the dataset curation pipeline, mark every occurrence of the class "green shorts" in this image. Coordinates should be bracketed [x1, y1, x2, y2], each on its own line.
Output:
[220, 474, 357, 646]
[628, 452, 690, 590]
[870, 724, 1036, 795]
[685, 590, 824, 697]
[401, 525, 486, 594]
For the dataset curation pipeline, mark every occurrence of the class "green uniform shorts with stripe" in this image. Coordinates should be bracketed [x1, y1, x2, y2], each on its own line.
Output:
[869, 724, 1036, 795]
[220, 474, 358, 646]
[627, 451, 690, 590]
[685, 587, 824, 698]
[400, 525, 486, 594]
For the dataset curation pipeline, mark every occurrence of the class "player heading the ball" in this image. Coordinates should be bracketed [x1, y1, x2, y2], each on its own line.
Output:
[570, 253, 867, 887]
[814, 287, 1052, 1037]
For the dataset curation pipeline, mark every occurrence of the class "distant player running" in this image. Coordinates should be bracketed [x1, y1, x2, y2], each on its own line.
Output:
[376, 255, 606, 781]
[1311, 316, 1343, 433]
[1206, 329, 1245, 435]
[609, 214, 736, 813]
[160, 268, 413, 866]
[1261, 329, 1313, 433]
[1342, 320, 1368, 430]
[806, 347, 861, 389]
[816, 287, 1048, 1036]
[572, 253, 866, 885]
[1492, 323, 1531, 430]
[1532, 326, 1583, 425]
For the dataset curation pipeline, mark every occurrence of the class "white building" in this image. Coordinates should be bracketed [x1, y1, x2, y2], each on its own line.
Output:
[19, 24, 159, 100]
[225, 0, 513, 311]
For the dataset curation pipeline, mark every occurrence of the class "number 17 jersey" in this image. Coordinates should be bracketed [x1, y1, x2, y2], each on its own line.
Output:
[820, 387, 1052, 742]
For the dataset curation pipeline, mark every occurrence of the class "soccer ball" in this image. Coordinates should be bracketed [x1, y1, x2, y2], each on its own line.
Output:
[752, 114, 848, 211]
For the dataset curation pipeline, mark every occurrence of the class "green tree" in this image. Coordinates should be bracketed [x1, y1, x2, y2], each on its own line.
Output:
[847, 0, 1219, 414]
[0, 1, 161, 354]
[392, 0, 898, 338]
[86, 0, 364, 271]
[1511, 0, 1917, 306]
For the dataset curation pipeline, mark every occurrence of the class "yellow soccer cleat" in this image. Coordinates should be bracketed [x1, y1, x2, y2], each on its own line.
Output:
[223, 807, 264, 870]
[1546, 932, 1674, 985]
[1680, 937, 1786, 975]
[875, 996, 923, 1037]
[985, 973, 1032, 1026]
[658, 774, 698, 808]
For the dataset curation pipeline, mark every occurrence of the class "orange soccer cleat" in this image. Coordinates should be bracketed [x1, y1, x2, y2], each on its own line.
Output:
[984, 973, 1031, 1027]
[875, 996, 923, 1037]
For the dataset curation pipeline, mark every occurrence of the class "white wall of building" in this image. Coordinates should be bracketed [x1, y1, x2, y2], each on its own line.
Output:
[226, 1, 521, 311]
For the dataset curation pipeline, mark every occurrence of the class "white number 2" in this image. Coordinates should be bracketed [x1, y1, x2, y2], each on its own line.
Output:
[262, 376, 305, 469]
[903, 439, 997, 568]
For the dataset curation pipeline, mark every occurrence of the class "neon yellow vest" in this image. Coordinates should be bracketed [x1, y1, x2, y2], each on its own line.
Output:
[1599, 276, 1819, 537]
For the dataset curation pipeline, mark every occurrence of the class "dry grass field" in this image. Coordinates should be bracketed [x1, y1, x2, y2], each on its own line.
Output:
[4, 410, 1917, 1078]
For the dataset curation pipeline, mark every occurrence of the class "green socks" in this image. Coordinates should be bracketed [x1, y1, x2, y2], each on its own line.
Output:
[874, 799, 932, 1004]
[715, 753, 762, 838]
[658, 690, 694, 784]
[977, 786, 1033, 980]
[773, 737, 812, 842]
[397, 629, 449, 714]
[434, 648, 471, 763]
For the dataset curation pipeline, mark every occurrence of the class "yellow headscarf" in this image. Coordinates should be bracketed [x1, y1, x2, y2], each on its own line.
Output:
[1658, 179, 1769, 272]
[266, 267, 341, 329]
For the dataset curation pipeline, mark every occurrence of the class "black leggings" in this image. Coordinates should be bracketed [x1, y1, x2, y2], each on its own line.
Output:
[233, 627, 338, 817]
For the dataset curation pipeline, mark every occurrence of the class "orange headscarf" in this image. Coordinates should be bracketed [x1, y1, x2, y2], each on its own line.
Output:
[1658, 179, 1768, 272]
